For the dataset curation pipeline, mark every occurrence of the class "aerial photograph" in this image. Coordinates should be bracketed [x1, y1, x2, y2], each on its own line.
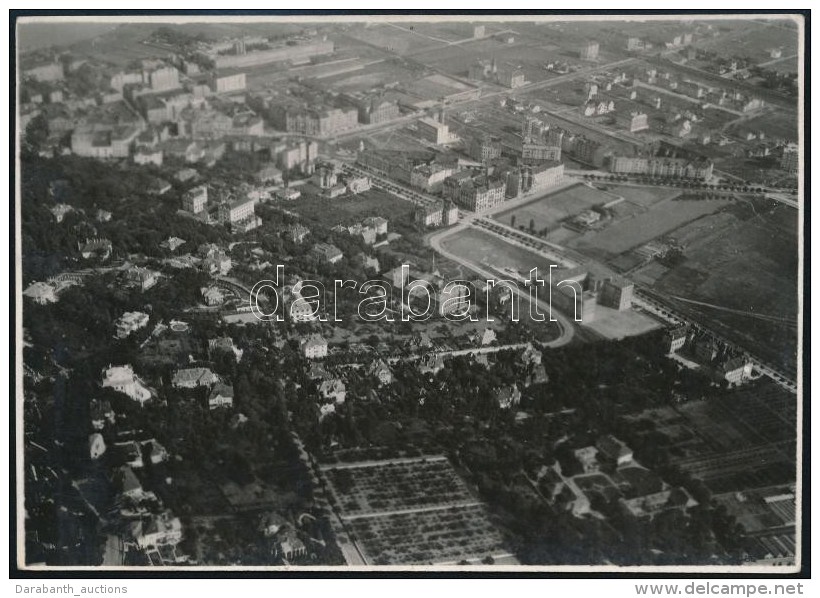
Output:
[14, 13, 803, 570]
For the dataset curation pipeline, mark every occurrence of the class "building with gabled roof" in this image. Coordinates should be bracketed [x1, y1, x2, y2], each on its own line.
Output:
[172, 367, 220, 389]
[595, 435, 633, 467]
[619, 487, 698, 521]
[311, 242, 343, 264]
[495, 384, 521, 409]
[101, 365, 153, 405]
[116, 466, 143, 499]
[115, 311, 149, 339]
[208, 383, 235, 410]
[300, 334, 328, 359]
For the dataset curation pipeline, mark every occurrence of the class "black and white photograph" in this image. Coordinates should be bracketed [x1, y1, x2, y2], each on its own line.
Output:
[12, 11, 806, 574]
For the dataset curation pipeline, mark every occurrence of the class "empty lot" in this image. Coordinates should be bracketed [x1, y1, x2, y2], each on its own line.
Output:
[494, 184, 614, 233]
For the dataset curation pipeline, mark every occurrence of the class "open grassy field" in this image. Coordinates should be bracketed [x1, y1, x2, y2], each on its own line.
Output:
[306, 58, 423, 93]
[766, 55, 799, 74]
[414, 36, 566, 84]
[613, 185, 684, 208]
[493, 184, 613, 232]
[732, 110, 799, 143]
[402, 22, 479, 43]
[68, 23, 165, 66]
[568, 197, 733, 260]
[646, 202, 798, 372]
[343, 23, 446, 56]
[694, 19, 800, 66]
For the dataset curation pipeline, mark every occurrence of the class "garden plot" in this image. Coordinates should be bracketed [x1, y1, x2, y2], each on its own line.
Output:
[347, 504, 511, 565]
[322, 455, 515, 565]
[323, 456, 476, 516]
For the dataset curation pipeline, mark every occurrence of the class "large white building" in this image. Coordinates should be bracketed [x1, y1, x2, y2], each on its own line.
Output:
[211, 72, 247, 94]
[101, 365, 152, 405]
[417, 117, 454, 145]
[218, 196, 257, 224]
[23, 282, 58, 304]
[781, 143, 799, 174]
[528, 161, 565, 192]
[115, 311, 149, 338]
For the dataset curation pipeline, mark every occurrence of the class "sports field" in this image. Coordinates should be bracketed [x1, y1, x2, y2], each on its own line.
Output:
[441, 227, 558, 273]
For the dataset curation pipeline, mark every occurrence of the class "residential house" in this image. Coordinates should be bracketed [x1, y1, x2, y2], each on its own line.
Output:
[319, 378, 346, 404]
[574, 446, 600, 474]
[131, 511, 183, 549]
[116, 466, 144, 500]
[595, 435, 633, 468]
[495, 384, 521, 409]
[470, 327, 497, 346]
[141, 440, 169, 465]
[287, 224, 310, 243]
[720, 357, 749, 386]
[301, 334, 328, 359]
[258, 512, 288, 537]
[90, 399, 115, 430]
[367, 360, 392, 385]
[88, 434, 106, 460]
[199, 244, 232, 276]
[345, 174, 372, 194]
[115, 311, 149, 339]
[418, 352, 446, 376]
[273, 526, 308, 562]
[208, 383, 235, 410]
[362, 216, 388, 236]
[665, 326, 688, 353]
[79, 238, 113, 260]
[208, 336, 243, 362]
[172, 367, 219, 389]
[23, 282, 58, 305]
[201, 286, 226, 306]
[311, 243, 343, 264]
[113, 442, 145, 470]
[619, 487, 698, 521]
[126, 267, 160, 291]
[101, 365, 152, 405]
[161, 237, 186, 252]
[49, 203, 74, 223]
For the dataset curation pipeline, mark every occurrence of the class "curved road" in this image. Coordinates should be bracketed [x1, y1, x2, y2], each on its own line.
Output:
[427, 220, 576, 348]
